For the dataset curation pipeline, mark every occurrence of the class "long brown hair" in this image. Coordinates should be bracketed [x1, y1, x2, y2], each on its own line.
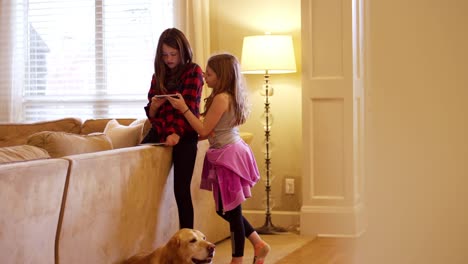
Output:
[154, 28, 193, 93]
[203, 53, 250, 126]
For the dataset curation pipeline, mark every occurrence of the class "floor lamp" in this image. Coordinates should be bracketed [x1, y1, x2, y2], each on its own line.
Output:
[241, 34, 297, 234]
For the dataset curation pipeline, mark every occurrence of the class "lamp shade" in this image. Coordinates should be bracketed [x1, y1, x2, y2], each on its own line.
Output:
[241, 34, 296, 74]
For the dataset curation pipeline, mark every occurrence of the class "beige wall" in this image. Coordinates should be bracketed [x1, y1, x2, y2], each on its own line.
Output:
[209, 0, 302, 216]
[209, 2, 468, 260]
[359, 0, 468, 262]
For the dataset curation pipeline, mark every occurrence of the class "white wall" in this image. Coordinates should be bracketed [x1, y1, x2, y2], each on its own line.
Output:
[359, 0, 468, 262]
[300, 0, 366, 237]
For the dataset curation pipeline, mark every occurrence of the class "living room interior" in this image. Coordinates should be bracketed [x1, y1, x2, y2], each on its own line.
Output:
[1, 0, 468, 263]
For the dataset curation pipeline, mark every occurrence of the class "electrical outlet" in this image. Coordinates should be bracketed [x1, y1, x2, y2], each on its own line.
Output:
[285, 178, 295, 194]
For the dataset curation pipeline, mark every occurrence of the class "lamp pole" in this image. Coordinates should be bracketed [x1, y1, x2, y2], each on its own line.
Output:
[255, 70, 287, 234]
[240, 34, 296, 234]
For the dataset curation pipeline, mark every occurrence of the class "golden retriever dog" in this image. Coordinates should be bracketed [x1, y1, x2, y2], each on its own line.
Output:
[123, 228, 215, 264]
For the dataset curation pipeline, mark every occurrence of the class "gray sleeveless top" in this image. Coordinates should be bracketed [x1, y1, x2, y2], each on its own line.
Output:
[208, 106, 241, 149]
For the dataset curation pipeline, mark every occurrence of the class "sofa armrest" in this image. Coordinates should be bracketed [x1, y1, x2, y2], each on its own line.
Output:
[57, 146, 176, 263]
[0, 158, 69, 264]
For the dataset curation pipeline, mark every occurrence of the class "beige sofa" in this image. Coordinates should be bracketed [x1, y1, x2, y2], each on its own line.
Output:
[0, 118, 229, 264]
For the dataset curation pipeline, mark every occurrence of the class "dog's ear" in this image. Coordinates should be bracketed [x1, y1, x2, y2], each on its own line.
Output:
[167, 235, 181, 249]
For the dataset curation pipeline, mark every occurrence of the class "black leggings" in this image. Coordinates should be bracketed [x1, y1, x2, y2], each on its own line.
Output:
[173, 140, 198, 229]
[216, 193, 255, 257]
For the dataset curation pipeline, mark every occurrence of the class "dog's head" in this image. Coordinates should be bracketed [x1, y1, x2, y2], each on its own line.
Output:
[166, 228, 215, 264]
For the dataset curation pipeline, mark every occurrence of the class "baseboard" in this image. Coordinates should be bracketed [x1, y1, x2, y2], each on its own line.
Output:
[243, 210, 301, 232]
[300, 202, 367, 237]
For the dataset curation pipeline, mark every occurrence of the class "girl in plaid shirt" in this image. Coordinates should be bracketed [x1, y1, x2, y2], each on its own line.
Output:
[142, 28, 204, 230]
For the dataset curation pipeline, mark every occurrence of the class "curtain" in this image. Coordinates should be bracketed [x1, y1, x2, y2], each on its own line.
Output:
[174, 0, 211, 106]
[0, 1, 17, 122]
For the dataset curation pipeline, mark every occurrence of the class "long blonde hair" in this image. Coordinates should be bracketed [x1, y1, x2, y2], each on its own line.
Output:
[203, 53, 250, 126]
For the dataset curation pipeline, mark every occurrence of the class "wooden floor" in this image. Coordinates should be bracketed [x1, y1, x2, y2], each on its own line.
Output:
[213, 233, 358, 263]
[276, 237, 357, 264]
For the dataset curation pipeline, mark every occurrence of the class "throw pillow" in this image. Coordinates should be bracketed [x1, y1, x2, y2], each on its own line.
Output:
[27, 131, 113, 158]
[81, 118, 136, 135]
[129, 118, 151, 140]
[0, 145, 50, 164]
[103, 119, 144, 149]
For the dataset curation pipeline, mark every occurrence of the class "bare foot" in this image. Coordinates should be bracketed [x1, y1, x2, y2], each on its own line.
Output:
[253, 241, 271, 264]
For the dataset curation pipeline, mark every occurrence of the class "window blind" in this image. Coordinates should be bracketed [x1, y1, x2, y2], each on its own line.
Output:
[12, 0, 174, 121]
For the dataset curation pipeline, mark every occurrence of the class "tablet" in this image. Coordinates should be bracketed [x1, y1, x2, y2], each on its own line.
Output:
[139, 142, 166, 146]
[154, 94, 179, 98]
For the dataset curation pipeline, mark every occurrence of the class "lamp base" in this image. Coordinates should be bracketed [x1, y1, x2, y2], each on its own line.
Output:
[255, 215, 288, 235]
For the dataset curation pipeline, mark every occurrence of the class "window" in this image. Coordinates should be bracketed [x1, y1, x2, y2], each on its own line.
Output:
[13, 0, 174, 121]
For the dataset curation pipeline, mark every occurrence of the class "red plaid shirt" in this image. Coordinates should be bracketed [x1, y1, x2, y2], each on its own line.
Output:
[144, 63, 204, 142]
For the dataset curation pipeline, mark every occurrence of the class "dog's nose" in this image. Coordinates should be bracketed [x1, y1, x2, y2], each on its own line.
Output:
[208, 244, 215, 254]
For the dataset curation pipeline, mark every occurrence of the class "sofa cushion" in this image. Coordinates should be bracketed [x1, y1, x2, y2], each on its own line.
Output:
[27, 131, 113, 158]
[0, 145, 50, 164]
[0, 118, 82, 147]
[103, 119, 144, 149]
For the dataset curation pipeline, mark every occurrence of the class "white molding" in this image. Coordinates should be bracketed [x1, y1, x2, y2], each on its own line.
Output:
[300, 203, 367, 237]
[243, 210, 301, 231]
[243, 210, 300, 216]
[301, 203, 364, 214]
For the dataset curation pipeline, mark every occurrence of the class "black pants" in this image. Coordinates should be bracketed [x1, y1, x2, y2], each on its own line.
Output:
[142, 128, 198, 229]
[217, 192, 255, 257]
[173, 139, 198, 229]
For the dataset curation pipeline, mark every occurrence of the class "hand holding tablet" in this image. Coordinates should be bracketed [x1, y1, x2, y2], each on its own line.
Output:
[154, 94, 179, 98]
